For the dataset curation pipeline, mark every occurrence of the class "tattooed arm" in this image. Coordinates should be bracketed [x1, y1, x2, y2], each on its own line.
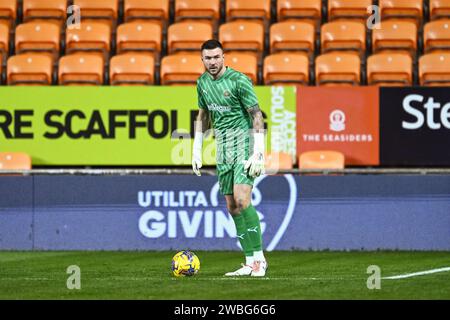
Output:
[245, 104, 265, 177]
[247, 104, 265, 133]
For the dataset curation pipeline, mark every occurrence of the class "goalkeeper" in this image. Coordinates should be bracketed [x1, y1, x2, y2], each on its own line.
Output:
[192, 39, 267, 277]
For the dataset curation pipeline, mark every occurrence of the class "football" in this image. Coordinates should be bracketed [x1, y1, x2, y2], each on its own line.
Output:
[171, 250, 200, 277]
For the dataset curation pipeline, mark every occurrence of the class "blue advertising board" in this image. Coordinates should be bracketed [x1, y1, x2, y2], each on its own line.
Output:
[1, 174, 449, 250]
[0, 176, 33, 249]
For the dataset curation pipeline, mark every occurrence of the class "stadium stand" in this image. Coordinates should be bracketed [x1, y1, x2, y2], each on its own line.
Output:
[327, 0, 373, 22]
[265, 151, 294, 171]
[315, 52, 361, 86]
[321, 20, 366, 56]
[123, 0, 170, 32]
[174, 0, 220, 34]
[65, 21, 112, 61]
[225, 52, 258, 84]
[367, 52, 413, 86]
[116, 21, 162, 65]
[225, 0, 271, 30]
[277, 0, 322, 29]
[0, 0, 17, 27]
[110, 53, 154, 85]
[419, 52, 450, 85]
[58, 53, 104, 85]
[299, 150, 345, 169]
[167, 21, 213, 54]
[15, 21, 61, 59]
[0, 22, 8, 65]
[423, 19, 450, 52]
[263, 53, 309, 85]
[22, 0, 67, 25]
[73, 0, 119, 28]
[0, 0, 448, 87]
[219, 21, 265, 65]
[379, 0, 423, 25]
[429, 0, 450, 20]
[7, 53, 53, 85]
[371, 20, 418, 57]
[160, 53, 204, 85]
[270, 21, 315, 61]
[0, 152, 32, 169]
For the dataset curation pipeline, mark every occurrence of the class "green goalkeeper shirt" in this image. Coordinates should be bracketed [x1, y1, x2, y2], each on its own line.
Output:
[196, 67, 259, 160]
[196, 66, 258, 132]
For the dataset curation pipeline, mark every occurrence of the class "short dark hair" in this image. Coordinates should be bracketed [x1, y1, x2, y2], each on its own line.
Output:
[201, 39, 223, 52]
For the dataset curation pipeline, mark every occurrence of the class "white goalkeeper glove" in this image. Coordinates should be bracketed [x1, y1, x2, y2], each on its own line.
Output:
[192, 132, 203, 176]
[244, 132, 265, 178]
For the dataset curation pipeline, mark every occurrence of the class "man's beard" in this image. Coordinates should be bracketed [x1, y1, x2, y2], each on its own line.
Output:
[209, 65, 222, 75]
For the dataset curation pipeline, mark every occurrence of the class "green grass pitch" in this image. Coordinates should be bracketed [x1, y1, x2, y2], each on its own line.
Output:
[0, 251, 449, 299]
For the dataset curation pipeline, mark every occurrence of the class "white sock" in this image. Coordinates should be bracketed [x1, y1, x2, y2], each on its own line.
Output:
[245, 256, 254, 266]
[253, 250, 265, 261]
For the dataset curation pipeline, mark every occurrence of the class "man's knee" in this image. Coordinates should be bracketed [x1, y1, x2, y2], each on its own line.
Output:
[234, 196, 250, 212]
[225, 198, 239, 215]
[227, 203, 240, 215]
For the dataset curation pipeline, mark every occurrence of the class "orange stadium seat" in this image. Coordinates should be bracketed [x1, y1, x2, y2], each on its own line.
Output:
[270, 21, 315, 59]
[430, 0, 450, 20]
[175, 0, 220, 31]
[124, 0, 169, 29]
[160, 54, 204, 85]
[328, 0, 372, 22]
[0, 152, 32, 170]
[15, 22, 61, 58]
[0, 22, 9, 64]
[265, 152, 294, 173]
[277, 0, 322, 28]
[372, 20, 417, 57]
[367, 53, 413, 86]
[379, 0, 423, 25]
[424, 20, 450, 53]
[110, 53, 154, 85]
[315, 53, 361, 86]
[58, 53, 104, 85]
[226, 0, 271, 27]
[167, 21, 213, 54]
[219, 21, 264, 64]
[225, 52, 258, 84]
[73, 0, 118, 27]
[0, 0, 17, 27]
[299, 151, 345, 169]
[264, 53, 309, 85]
[321, 20, 366, 56]
[66, 21, 111, 60]
[7, 53, 53, 85]
[419, 52, 450, 86]
[22, 0, 67, 24]
[116, 22, 162, 63]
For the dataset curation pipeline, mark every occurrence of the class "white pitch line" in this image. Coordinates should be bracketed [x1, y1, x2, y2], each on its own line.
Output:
[382, 267, 450, 280]
[0, 276, 361, 281]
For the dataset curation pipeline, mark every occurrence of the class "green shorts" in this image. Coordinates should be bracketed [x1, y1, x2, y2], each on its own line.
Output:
[217, 161, 254, 195]
[215, 132, 253, 195]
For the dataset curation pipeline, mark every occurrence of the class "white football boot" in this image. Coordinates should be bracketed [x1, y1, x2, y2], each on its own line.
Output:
[224, 263, 253, 276]
[251, 260, 268, 277]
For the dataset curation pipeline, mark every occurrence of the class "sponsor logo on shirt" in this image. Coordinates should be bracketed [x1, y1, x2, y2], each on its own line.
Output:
[207, 103, 231, 112]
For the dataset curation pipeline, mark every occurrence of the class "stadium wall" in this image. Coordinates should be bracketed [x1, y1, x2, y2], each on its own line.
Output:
[0, 86, 296, 165]
[1, 174, 449, 251]
[1, 86, 449, 166]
